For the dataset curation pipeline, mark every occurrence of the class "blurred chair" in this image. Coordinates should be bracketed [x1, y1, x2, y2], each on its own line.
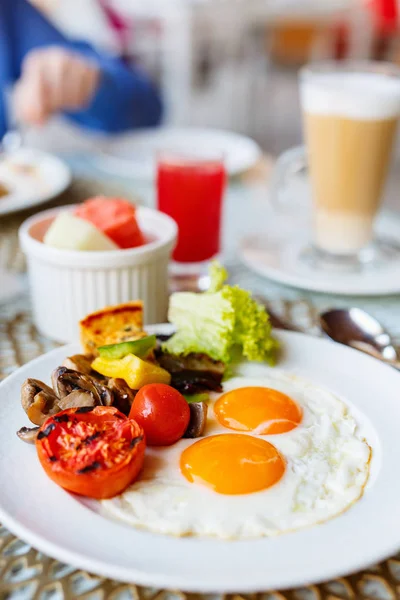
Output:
[267, 19, 335, 66]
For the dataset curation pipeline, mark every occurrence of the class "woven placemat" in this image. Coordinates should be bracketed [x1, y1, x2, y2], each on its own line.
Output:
[1, 304, 400, 600]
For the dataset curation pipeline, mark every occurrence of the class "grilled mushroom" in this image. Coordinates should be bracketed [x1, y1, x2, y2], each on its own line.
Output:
[90, 379, 113, 405]
[107, 378, 136, 415]
[183, 402, 208, 438]
[62, 354, 94, 375]
[16, 426, 40, 444]
[58, 390, 96, 410]
[21, 378, 60, 425]
[51, 367, 113, 406]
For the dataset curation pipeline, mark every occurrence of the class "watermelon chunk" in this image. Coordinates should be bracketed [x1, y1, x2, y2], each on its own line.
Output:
[75, 197, 145, 249]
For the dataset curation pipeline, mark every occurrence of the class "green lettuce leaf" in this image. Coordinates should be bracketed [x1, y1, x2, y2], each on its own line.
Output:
[163, 263, 278, 364]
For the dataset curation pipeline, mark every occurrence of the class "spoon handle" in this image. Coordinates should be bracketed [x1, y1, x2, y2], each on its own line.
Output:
[349, 341, 400, 370]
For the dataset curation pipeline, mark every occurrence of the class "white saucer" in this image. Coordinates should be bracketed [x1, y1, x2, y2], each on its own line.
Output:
[240, 210, 400, 296]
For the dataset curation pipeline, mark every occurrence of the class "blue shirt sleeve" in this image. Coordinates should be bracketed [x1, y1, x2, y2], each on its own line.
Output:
[9, 0, 163, 132]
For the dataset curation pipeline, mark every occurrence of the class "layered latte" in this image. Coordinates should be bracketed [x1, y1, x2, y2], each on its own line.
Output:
[301, 70, 400, 255]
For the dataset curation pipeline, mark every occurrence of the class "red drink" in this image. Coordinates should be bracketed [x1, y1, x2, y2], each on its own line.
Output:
[157, 156, 226, 263]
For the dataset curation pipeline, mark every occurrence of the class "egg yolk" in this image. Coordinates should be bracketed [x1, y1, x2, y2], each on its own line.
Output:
[180, 434, 285, 495]
[214, 386, 302, 435]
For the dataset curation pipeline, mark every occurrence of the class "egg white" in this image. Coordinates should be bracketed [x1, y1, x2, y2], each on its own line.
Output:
[101, 369, 371, 539]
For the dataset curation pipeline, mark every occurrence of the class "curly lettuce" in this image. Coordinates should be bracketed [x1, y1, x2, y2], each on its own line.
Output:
[163, 264, 278, 365]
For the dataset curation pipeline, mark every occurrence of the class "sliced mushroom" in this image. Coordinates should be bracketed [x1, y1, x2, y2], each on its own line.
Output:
[92, 379, 113, 406]
[51, 367, 113, 406]
[107, 378, 136, 415]
[183, 402, 208, 438]
[21, 379, 55, 412]
[21, 378, 60, 425]
[58, 390, 96, 410]
[52, 366, 83, 397]
[16, 426, 40, 444]
[62, 354, 94, 375]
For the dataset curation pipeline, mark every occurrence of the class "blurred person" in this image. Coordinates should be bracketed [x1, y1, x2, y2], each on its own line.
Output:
[0, 0, 163, 138]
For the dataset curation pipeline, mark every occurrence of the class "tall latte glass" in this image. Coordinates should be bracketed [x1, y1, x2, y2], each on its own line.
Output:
[300, 62, 400, 264]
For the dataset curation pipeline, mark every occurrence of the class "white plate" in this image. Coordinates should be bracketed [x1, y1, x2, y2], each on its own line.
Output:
[240, 210, 400, 296]
[1, 325, 399, 592]
[0, 148, 71, 216]
[95, 127, 261, 179]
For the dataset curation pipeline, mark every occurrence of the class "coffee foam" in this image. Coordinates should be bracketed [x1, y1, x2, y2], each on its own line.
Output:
[301, 72, 400, 120]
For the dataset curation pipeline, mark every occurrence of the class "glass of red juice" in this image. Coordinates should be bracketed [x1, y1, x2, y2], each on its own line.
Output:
[157, 151, 226, 286]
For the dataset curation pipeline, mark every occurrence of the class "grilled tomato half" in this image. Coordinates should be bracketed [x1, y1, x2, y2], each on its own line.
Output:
[35, 406, 145, 499]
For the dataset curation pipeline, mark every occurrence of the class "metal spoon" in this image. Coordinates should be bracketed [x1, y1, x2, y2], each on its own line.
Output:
[320, 308, 400, 368]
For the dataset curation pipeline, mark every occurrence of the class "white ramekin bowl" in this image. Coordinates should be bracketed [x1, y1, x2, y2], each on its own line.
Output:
[19, 205, 177, 343]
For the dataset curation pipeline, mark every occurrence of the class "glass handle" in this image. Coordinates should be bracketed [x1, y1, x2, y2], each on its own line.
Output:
[268, 146, 307, 210]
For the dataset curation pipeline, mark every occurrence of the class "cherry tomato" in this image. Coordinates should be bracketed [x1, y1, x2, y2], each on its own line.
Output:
[129, 383, 190, 446]
[36, 406, 145, 499]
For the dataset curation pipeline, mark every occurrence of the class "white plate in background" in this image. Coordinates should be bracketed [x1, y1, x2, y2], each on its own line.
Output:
[240, 210, 400, 296]
[0, 326, 399, 592]
[95, 127, 262, 179]
[0, 148, 71, 216]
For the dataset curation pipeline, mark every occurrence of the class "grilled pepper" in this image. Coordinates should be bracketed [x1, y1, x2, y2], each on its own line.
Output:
[183, 392, 210, 404]
[98, 335, 156, 360]
[92, 354, 171, 389]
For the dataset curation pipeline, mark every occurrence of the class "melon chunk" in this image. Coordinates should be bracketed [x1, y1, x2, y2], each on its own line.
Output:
[44, 212, 118, 251]
[75, 197, 145, 249]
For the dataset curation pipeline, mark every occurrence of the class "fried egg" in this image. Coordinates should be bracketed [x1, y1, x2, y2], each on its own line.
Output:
[102, 369, 371, 539]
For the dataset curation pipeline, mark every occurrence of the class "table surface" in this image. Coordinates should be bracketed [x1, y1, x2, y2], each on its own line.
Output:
[1, 155, 400, 599]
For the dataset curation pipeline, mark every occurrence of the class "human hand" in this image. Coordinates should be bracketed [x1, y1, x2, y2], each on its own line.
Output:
[14, 47, 101, 125]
